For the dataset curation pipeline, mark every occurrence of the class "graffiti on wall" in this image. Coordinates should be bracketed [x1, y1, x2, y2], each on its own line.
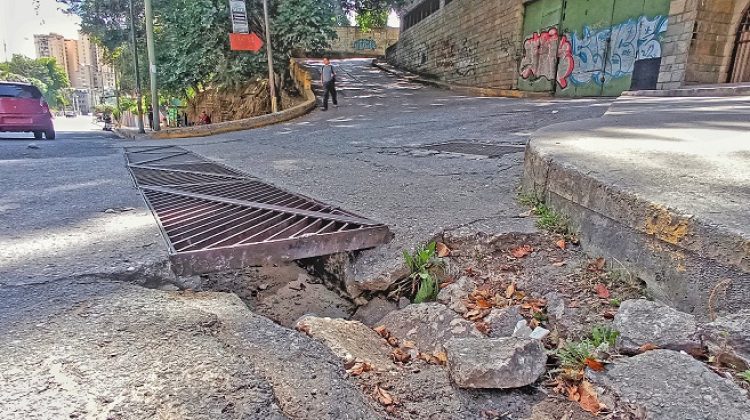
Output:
[434, 38, 479, 76]
[567, 15, 668, 86]
[353, 39, 377, 50]
[519, 27, 573, 88]
[519, 15, 668, 88]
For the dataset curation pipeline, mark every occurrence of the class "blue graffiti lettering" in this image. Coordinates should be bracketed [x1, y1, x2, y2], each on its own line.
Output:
[353, 39, 377, 50]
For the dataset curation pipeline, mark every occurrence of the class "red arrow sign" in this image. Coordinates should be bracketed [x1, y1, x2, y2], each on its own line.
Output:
[230, 33, 264, 52]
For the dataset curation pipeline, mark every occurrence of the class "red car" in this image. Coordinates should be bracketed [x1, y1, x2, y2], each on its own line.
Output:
[0, 81, 55, 139]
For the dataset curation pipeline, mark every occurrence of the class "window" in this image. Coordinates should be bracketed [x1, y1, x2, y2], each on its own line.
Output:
[404, 0, 441, 31]
[0, 83, 43, 99]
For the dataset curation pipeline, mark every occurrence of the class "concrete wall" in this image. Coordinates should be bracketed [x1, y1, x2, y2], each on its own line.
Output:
[329, 27, 400, 57]
[658, 0, 750, 88]
[386, 0, 525, 89]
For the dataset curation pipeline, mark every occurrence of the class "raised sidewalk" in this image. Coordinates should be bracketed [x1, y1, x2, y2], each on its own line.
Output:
[523, 89, 750, 318]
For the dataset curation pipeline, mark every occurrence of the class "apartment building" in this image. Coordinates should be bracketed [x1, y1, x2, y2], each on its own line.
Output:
[34, 33, 68, 72]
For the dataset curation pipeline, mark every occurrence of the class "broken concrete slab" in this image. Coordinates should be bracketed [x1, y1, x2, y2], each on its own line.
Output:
[486, 306, 524, 338]
[0, 279, 381, 419]
[613, 299, 701, 354]
[296, 315, 395, 371]
[588, 350, 749, 420]
[437, 276, 477, 314]
[378, 303, 483, 354]
[352, 296, 398, 327]
[444, 337, 547, 389]
[702, 310, 750, 370]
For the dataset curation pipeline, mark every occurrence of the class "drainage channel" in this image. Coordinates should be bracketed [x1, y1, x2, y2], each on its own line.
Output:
[125, 145, 392, 276]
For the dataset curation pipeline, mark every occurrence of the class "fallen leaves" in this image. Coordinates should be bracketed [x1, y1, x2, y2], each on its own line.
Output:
[391, 348, 411, 364]
[594, 283, 610, 299]
[555, 239, 567, 250]
[436, 242, 451, 258]
[569, 380, 605, 415]
[583, 357, 605, 372]
[505, 283, 516, 299]
[638, 343, 660, 353]
[511, 245, 533, 259]
[345, 360, 373, 377]
[587, 257, 606, 272]
[373, 385, 394, 406]
[374, 325, 400, 347]
[418, 350, 448, 366]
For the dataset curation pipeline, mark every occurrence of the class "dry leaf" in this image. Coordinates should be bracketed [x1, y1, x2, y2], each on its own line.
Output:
[638, 343, 659, 353]
[577, 380, 605, 414]
[346, 361, 373, 376]
[556, 239, 567, 250]
[402, 340, 416, 349]
[474, 297, 493, 309]
[374, 326, 388, 338]
[511, 245, 533, 259]
[475, 321, 490, 335]
[392, 348, 411, 364]
[505, 283, 516, 299]
[374, 386, 394, 406]
[436, 242, 451, 258]
[433, 351, 448, 365]
[588, 257, 606, 272]
[387, 336, 399, 348]
[584, 357, 605, 372]
[594, 283, 610, 299]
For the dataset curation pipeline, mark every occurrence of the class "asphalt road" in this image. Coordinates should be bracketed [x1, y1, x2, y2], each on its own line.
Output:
[118, 58, 614, 288]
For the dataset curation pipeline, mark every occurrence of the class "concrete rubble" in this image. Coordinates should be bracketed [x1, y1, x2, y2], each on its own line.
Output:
[613, 299, 702, 354]
[702, 311, 750, 370]
[485, 306, 524, 338]
[437, 276, 477, 315]
[444, 337, 547, 389]
[352, 296, 398, 327]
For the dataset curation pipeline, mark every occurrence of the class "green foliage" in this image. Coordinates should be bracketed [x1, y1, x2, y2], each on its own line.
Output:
[404, 242, 442, 303]
[0, 55, 70, 107]
[739, 370, 750, 383]
[557, 341, 595, 370]
[610, 298, 622, 307]
[516, 193, 570, 235]
[590, 325, 620, 348]
[355, 9, 388, 30]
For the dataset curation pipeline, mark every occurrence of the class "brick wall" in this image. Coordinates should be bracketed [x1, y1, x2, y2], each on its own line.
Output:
[658, 0, 749, 88]
[387, 0, 524, 89]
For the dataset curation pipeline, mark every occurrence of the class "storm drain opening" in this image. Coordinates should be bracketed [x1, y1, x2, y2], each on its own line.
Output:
[126, 146, 392, 276]
[419, 141, 525, 158]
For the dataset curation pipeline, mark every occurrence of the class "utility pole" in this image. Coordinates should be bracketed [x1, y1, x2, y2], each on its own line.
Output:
[262, 0, 278, 113]
[128, 0, 145, 133]
[144, 0, 160, 130]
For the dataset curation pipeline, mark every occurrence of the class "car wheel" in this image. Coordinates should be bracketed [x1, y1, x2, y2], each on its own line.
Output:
[34, 131, 43, 139]
[45, 129, 56, 140]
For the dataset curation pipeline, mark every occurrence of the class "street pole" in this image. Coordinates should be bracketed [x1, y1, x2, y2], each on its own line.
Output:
[262, 0, 278, 113]
[144, 0, 160, 131]
[128, 0, 145, 133]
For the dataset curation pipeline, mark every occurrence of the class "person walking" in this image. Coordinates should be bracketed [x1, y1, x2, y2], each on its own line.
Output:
[321, 57, 338, 111]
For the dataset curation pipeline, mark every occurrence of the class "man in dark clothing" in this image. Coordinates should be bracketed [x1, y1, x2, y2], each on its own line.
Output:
[321, 57, 337, 111]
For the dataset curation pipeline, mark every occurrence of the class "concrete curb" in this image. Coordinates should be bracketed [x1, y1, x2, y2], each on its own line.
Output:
[372, 60, 549, 99]
[522, 124, 750, 318]
[113, 59, 316, 140]
[624, 83, 750, 97]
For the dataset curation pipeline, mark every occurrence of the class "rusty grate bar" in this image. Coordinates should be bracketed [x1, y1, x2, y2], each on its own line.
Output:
[125, 146, 391, 276]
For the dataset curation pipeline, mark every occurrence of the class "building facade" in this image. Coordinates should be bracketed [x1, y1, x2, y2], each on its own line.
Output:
[386, 0, 750, 96]
[34, 33, 68, 72]
[329, 26, 400, 57]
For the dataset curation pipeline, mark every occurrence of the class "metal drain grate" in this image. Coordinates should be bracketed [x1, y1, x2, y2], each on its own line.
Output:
[419, 141, 525, 158]
[126, 146, 391, 276]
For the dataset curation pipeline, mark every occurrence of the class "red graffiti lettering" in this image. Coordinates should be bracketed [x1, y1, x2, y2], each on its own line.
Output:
[519, 27, 574, 89]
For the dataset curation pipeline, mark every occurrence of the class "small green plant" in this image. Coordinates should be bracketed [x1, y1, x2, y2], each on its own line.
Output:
[591, 325, 620, 348]
[403, 242, 443, 303]
[610, 298, 622, 307]
[516, 193, 570, 235]
[557, 340, 595, 369]
[739, 370, 750, 383]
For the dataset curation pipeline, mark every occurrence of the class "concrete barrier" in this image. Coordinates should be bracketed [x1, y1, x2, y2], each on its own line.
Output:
[115, 59, 316, 140]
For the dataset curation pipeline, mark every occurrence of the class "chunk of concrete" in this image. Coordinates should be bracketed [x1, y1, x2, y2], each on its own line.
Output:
[512, 319, 533, 338]
[352, 296, 398, 327]
[378, 303, 483, 354]
[702, 310, 750, 370]
[613, 299, 701, 353]
[296, 315, 395, 371]
[588, 350, 749, 420]
[485, 306, 524, 338]
[444, 337, 547, 389]
[437, 276, 476, 314]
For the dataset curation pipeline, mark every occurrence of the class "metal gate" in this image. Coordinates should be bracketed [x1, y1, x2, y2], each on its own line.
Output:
[729, 6, 750, 83]
[126, 146, 392, 276]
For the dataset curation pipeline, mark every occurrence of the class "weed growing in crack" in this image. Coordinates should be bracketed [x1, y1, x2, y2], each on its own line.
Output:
[590, 325, 620, 348]
[557, 326, 620, 370]
[739, 370, 750, 383]
[517, 193, 571, 235]
[403, 242, 443, 303]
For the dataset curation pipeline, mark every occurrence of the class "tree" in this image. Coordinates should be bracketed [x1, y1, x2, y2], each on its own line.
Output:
[0, 55, 70, 107]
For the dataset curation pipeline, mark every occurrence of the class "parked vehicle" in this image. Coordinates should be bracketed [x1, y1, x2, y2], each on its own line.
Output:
[0, 81, 55, 139]
[64, 111, 77, 118]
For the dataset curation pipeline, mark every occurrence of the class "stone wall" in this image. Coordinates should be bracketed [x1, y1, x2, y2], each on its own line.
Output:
[658, 0, 750, 88]
[329, 27, 400, 57]
[387, 0, 524, 89]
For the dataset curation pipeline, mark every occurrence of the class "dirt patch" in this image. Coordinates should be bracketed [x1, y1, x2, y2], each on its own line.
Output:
[188, 81, 305, 124]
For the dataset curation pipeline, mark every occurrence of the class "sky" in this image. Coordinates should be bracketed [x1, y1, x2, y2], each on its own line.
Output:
[0, 0, 398, 62]
[0, 0, 82, 61]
